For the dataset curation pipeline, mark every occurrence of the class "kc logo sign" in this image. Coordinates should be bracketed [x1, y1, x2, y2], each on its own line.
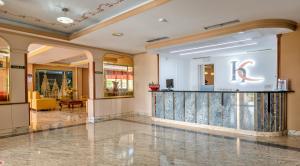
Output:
[231, 60, 264, 83]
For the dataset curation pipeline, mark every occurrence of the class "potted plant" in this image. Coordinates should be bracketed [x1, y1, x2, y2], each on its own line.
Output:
[65, 87, 77, 100]
[149, 82, 160, 91]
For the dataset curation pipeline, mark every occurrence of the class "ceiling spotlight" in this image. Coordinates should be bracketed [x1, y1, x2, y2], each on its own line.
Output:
[0, 0, 5, 6]
[112, 32, 124, 37]
[158, 18, 168, 23]
[57, 8, 74, 24]
[57, 17, 74, 24]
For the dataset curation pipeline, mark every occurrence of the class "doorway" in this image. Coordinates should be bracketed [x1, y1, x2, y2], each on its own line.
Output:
[199, 64, 215, 91]
[27, 43, 90, 131]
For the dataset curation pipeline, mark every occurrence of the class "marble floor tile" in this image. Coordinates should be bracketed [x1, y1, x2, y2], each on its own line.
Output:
[0, 117, 299, 166]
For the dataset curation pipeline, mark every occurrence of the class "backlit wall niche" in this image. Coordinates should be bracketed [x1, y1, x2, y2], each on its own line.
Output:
[103, 54, 133, 98]
[0, 38, 10, 102]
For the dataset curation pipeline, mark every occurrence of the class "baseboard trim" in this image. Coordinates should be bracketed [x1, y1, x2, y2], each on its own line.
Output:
[152, 117, 286, 137]
[88, 111, 137, 123]
[0, 126, 29, 138]
[288, 130, 300, 136]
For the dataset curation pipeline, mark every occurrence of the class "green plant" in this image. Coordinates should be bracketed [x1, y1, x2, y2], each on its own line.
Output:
[149, 82, 159, 86]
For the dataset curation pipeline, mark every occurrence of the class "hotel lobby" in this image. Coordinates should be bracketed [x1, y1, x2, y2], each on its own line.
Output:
[0, 0, 300, 165]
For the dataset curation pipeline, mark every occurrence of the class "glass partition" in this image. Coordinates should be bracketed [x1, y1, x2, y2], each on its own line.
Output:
[103, 54, 133, 97]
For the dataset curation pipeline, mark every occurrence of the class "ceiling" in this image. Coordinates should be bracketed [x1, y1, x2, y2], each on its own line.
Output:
[28, 44, 88, 67]
[0, 0, 150, 34]
[0, 0, 300, 54]
[71, 0, 300, 54]
[157, 28, 281, 59]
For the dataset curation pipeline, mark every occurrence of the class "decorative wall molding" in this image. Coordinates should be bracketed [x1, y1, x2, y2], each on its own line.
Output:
[72, 0, 125, 27]
[146, 19, 298, 49]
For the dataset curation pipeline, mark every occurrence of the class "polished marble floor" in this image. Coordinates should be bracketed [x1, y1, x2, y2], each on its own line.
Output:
[0, 116, 300, 166]
[30, 107, 87, 131]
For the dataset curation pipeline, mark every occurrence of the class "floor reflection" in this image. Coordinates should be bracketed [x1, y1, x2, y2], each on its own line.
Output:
[0, 117, 299, 165]
[30, 107, 87, 131]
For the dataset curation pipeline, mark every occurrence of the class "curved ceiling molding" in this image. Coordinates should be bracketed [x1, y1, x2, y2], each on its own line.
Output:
[145, 19, 298, 50]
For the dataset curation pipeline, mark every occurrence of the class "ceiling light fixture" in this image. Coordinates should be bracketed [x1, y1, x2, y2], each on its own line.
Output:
[158, 18, 168, 23]
[57, 8, 74, 24]
[57, 17, 74, 24]
[0, 0, 4, 6]
[180, 43, 257, 56]
[112, 32, 124, 37]
[170, 38, 252, 54]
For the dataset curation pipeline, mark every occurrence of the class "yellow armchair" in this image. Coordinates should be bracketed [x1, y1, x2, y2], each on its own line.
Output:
[31, 91, 57, 111]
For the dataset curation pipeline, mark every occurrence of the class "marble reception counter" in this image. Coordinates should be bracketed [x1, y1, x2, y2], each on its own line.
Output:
[150, 91, 292, 134]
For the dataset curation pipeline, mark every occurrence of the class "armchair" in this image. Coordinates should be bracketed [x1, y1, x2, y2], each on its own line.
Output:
[31, 91, 57, 111]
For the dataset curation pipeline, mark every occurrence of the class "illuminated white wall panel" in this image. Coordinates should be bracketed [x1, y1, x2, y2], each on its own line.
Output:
[190, 50, 277, 91]
[160, 49, 277, 91]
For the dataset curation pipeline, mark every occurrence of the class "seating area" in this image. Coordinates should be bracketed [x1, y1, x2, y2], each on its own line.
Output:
[28, 91, 88, 111]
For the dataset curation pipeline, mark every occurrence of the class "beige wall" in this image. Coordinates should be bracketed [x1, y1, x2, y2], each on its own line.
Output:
[82, 68, 89, 97]
[0, 29, 129, 135]
[87, 53, 158, 121]
[280, 26, 300, 131]
[132, 53, 158, 116]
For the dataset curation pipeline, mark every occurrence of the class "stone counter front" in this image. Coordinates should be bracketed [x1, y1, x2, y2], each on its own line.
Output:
[151, 91, 290, 135]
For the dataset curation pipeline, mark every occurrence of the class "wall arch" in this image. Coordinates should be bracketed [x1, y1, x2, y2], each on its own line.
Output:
[27, 41, 94, 62]
[0, 35, 12, 50]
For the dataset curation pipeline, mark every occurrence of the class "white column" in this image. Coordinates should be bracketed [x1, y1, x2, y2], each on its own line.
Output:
[0, 48, 29, 136]
[10, 48, 28, 103]
[87, 61, 96, 123]
[10, 48, 29, 129]
[87, 55, 104, 123]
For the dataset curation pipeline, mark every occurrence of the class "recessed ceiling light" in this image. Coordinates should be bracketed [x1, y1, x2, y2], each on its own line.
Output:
[0, 0, 5, 6]
[57, 17, 74, 24]
[238, 31, 245, 34]
[57, 8, 73, 24]
[112, 32, 124, 37]
[180, 43, 257, 56]
[170, 38, 252, 54]
[158, 18, 168, 23]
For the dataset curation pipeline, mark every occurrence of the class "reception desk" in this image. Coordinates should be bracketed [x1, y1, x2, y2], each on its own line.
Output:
[150, 90, 291, 135]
